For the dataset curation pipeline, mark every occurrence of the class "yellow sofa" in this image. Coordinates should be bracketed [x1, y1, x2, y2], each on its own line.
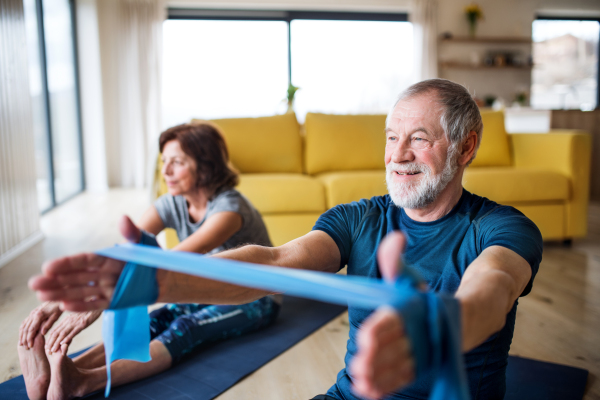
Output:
[158, 111, 591, 247]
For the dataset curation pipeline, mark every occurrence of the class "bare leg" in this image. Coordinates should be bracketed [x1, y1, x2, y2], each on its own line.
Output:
[46, 340, 172, 400]
[73, 343, 106, 369]
[17, 334, 51, 400]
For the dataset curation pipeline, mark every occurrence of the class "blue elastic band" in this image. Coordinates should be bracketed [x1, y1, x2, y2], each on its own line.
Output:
[389, 279, 469, 400]
[102, 232, 159, 397]
[96, 243, 469, 400]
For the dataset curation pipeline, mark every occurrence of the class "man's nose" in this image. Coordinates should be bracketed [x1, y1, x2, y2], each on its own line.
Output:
[390, 139, 414, 163]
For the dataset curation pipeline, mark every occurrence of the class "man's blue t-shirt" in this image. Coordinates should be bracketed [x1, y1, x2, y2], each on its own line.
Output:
[313, 190, 543, 400]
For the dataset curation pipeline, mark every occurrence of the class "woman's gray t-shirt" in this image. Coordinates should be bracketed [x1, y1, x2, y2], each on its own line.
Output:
[153, 187, 272, 255]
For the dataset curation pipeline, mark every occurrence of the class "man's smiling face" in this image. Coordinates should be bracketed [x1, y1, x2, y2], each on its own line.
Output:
[384, 92, 459, 209]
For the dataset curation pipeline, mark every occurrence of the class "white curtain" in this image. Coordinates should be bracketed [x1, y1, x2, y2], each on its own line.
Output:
[411, 0, 438, 81]
[99, 0, 164, 189]
[0, 0, 43, 267]
[117, 0, 164, 188]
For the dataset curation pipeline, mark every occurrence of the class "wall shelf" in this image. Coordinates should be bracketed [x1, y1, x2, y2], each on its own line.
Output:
[439, 36, 532, 44]
[439, 62, 533, 70]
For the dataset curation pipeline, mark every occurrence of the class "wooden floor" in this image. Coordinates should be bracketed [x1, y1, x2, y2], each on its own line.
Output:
[0, 189, 599, 399]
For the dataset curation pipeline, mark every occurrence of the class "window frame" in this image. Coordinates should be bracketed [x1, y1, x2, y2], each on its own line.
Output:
[166, 8, 408, 85]
[31, 0, 85, 213]
[534, 15, 600, 110]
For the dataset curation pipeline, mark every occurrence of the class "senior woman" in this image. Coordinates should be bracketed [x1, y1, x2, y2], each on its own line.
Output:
[17, 122, 281, 400]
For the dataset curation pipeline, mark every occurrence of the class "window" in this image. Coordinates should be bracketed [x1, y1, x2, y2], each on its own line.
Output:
[531, 18, 599, 110]
[291, 20, 412, 120]
[162, 20, 289, 127]
[23, 0, 84, 212]
[162, 10, 411, 127]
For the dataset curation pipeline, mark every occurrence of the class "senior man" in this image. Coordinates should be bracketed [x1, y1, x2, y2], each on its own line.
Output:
[31, 79, 542, 400]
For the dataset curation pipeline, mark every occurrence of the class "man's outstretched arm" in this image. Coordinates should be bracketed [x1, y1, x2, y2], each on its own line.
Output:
[455, 244, 531, 351]
[156, 229, 342, 305]
[30, 219, 341, 311]
[351, 234, 532, 399]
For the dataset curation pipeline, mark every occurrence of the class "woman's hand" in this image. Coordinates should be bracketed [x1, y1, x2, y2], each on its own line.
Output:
[19, 301, 63, 349]
[45, 310, 103, 353]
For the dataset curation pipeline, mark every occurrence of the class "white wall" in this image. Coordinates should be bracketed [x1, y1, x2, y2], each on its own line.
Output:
[76, 0, 109, 192]
[94, 0, 122, 188]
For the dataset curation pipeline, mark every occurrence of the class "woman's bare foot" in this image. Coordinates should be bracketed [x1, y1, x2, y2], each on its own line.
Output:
[46, 345, 88, 400]
[17, 334, 50, 400]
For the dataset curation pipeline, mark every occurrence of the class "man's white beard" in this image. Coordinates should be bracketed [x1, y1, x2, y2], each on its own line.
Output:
[386, 147, 459, 209]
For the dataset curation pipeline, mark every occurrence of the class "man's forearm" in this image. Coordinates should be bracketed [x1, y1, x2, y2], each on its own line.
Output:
[155, 231, 341, 305]
[156, 244, 277, 304]
[456, 269, 519, 351]
[455, 246, 531, 352]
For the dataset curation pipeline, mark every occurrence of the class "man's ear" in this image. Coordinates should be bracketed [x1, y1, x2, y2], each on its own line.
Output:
[458, 131, 478, 166]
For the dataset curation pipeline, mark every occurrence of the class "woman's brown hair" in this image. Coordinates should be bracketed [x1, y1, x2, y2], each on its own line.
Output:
[159, 122, 239, 192]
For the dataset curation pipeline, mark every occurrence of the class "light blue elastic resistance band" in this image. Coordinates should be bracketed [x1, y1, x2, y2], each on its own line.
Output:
[98, 233, 469, 400]
[102, 233, 159, 397]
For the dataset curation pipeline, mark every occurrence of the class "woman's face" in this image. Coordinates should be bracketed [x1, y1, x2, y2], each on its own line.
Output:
[161, 140, 198, 196]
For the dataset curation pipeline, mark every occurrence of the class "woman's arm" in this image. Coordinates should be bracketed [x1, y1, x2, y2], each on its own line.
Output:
[139, 202, 242, 255]
[173, 211, 242, 254]
[137, 206, 165, 236]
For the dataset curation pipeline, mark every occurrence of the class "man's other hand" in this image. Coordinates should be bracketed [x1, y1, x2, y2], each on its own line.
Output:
[350, 231, 416, 399]
[28, 215, 141, 312]
[29, 253, 124, 311]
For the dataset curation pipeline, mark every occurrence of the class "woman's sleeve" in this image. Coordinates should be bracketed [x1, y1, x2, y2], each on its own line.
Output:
[153, 194, 177, 229]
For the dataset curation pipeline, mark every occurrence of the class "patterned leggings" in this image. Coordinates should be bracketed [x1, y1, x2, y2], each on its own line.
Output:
[149, 296, 280, 364]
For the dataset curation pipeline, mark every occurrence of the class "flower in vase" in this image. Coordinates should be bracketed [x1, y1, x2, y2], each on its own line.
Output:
[464, 3, 484, 37]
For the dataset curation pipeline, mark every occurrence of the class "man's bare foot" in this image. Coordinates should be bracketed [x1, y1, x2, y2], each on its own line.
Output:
[17, 334, 50, 400]
[46, 345, 88, 400]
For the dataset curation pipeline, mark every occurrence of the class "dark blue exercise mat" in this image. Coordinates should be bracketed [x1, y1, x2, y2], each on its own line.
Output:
[504, 355, 588, 400]
[0, 296, 346, 400]
[1, 298, 589, 400]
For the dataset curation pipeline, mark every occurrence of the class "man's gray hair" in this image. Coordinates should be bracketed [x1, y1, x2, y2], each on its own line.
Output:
[388, 79, 483, 165]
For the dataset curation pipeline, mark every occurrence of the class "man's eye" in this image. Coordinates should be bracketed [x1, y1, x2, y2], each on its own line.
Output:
[387, 136, 397, 141]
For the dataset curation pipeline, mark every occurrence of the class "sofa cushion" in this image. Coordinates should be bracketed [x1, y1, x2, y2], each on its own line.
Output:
[305, 113, 387, 175]
[237, 173, 326, 214]
[318, 170, 388, 209]
[463, 167, 569, 203]
[470, 110, 512, 167]
[197, 114, 302, 174]
[262, 214, 323, 246]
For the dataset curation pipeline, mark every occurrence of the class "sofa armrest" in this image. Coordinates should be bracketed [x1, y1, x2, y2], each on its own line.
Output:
[509, 130, 592, 238]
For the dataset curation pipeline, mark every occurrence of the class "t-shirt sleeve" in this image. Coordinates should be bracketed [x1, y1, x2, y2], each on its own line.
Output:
[207, 190, 249, 229]
[312, 200, 369, 271]
[477, 206, 543, 296]
[153, 194, 177, 229]
[210, 191, 244, 214]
